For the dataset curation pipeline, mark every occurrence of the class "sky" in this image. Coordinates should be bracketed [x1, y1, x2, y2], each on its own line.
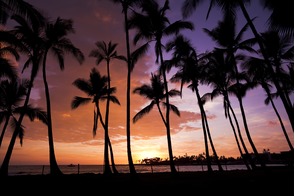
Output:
[0, 0, 293, 165]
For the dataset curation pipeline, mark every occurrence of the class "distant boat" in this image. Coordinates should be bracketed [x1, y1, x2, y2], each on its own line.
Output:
[67, 164, 75, 167]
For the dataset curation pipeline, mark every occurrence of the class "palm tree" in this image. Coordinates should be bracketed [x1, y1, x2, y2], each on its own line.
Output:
[71, 68, 120, 175]
[42, 17, 85, 175]
[202, 49, 252, 170]
[128, 0, 194, 174]
[133, 73, 181, 168]
[0, 79, 48, 147]
[110, 0, 146, 175]
[166, 35, 218, 172]
[202, 13, 266, 169]
[89, 40, 124, 174]
[241, 31, 294, 151]
[182, 0, 294, 132]
[0, 13, 45, 176]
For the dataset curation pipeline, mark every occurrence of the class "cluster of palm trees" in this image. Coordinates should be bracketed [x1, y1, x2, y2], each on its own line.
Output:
[0, 0, 293, 177]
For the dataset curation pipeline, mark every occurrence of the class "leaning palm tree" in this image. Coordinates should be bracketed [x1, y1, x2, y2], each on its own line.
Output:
[71, 68, 120, 176]
[166, 35, 218, 172]
[41, 17, 85, 175]
[182, 0, 294, 132]
[133, 73, 181, 169]
[241, 31, 294, 151]
[0, 13, 46, 176]
[0, 79, 48, 147]
[129, 0, 194, 174]
[202, 13, 266, 169]
[89, 40, 125, 174]
[201, 49, 252, 170]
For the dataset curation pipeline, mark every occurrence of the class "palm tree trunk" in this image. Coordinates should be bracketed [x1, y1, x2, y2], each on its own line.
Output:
[226, 103, 251, 170]
[159, 47, 177, 174]
[96, 102, 112, 175]
[0, 115, 10, 147]
[195, 87, 212, 172]
[108, 136, 118, 174]
[42, 53, 63, 175]
[237, 95, 266, 169]
[105, 61, 118, 174]
[202, 111, 224, 171]
[264, 85, 294, 151]
[238, 0, 294, 130]
[229, 103, 256, 170]
[122, 4, 136, 175]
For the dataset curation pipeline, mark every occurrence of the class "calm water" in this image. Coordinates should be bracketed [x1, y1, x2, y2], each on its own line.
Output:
[8, 164, 251, 176]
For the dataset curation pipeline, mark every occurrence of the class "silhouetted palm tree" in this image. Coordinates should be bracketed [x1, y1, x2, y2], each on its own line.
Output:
[133, 73, 181, 165]
[166, 35, 216, 172]
[241, 31, 294, 151]
[0, 79, 48, 147]
[0, 12, 46, 176]
[203, 13, 266, 169]
[71, 68, 120, 176]
[202, 49, 252, 170]
[89, 40, 124, 174]
[182, 0, 294, 136]
[110, 0, 145, 175]
[129, 0, 194, 174]
[42, 17, 85, 175]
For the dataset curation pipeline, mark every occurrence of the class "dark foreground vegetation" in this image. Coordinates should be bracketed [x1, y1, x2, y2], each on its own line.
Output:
[2, 166, 293, 195]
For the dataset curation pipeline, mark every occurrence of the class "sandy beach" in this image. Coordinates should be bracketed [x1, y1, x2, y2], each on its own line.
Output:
[1, 166, 293, 195]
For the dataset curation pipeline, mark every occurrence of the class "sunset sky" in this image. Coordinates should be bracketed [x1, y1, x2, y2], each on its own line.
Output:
[0, 0, 293, 165]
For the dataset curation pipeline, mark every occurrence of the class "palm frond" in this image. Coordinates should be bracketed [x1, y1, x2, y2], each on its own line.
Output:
[133, 101, 155, 123]
[71, 96, 92, 109]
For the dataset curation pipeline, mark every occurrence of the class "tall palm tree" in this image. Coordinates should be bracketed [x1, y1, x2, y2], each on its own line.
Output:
[110, 0, 145, 175]
[241, 31, 294, 151]
[42, 17, 85, 175]
[0, 13, 45, 176]
[128, 0, 194, 174]
[133, 73, 181, 167]
[0, 79, 48, 147]
[182, 0, 294, 132]
[202, 49, 252, 170]
[89, 40, 124, 174]
[202, 13, 266, 169]
[166, 35, 219, 172]
[71, 68, 120, 176]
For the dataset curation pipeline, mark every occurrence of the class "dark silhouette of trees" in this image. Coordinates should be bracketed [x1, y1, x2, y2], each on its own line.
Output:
[241, 30, 294, 151]
[89, 40, 125, 174]
[129, 0, 194, 174]
[42, 17, 85, 175]
[133, 73, 181, 170]
[71, 68, 120, 176]
[110, 0, 145, 175]
[0, 79, 48, 147]
[0, 11, 46, 176]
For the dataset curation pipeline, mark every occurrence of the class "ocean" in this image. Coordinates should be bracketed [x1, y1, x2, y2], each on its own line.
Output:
[7, 164, 251, 176]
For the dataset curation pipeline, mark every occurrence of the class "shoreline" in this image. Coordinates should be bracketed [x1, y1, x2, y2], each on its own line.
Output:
[2, 166, 293, 195]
